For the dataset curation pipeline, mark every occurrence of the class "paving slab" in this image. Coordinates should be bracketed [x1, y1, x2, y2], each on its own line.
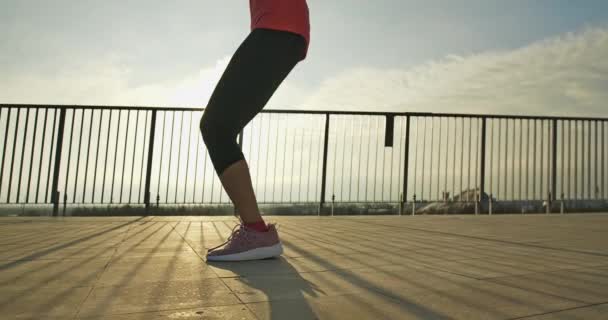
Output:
[1, 214, 607, 320]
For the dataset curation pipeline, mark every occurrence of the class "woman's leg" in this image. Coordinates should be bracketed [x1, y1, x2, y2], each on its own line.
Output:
[200, 29, 306, 226]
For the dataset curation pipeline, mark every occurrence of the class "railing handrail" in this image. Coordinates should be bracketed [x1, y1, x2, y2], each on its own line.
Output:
[1, 103, 607, 122]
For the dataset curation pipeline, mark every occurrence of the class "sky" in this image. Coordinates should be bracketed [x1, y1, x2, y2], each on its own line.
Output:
[2, 0, 608, 116]
[0, 1, 607, 206]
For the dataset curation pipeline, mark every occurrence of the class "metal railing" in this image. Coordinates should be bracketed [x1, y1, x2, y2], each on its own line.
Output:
[0, 104, 606, 216]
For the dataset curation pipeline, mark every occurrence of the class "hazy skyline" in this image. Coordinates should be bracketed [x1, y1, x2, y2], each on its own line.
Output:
[1, 1, 608, 116]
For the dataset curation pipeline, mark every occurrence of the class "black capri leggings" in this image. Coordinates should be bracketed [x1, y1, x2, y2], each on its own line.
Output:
[199, 28, 307, 175]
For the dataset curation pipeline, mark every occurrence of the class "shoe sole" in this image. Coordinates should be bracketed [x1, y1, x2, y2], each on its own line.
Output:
[206, 242, 283, 262]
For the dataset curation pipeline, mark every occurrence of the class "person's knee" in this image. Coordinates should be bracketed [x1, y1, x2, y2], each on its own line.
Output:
[199, 116, 214, 146]
[200, 115, 237, 152]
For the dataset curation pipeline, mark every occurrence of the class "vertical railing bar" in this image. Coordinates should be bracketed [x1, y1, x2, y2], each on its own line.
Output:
[578, 121, 583, 200]
[46, 109, 57, 203]
[0, 106, 4, 200]
[510, 119, 515, 201]
[166, 111, 175, 204]
[459, 117, 465, 201]
[0, 107, 12, 203]
[201, 117, 209, 204]
[128, 110, 140, 204]
[349, 116, 356, 202]
[319, 117, 325, 203]
[567, 121, 571, 200]
[532, 120, 537, 201]
[366, 117, 373, 202]
[519, 119, 523, 201]
[51, 108, 67, 216]
[444, 118, 450, 198]
[290, 117, 299, 203]
[503, 119, 509, 201]
[587, 121, 592, 199]
[36, 108, 49, 203]
[193, 115, 201, 203]
[281, 115, 288, 202]
[552, 119, 558, 202]
[15, 108, 30, 203]
[451, 118, 457, 201]
[420, 117, 427, 201]
[101, 109, 113, 203]
[331, 118, 338, 202]
[174, 111, 184, 204]
[388, 119, 395, 202]
[357, 117, 364, 201]
[254, 117, 262, 196]
[62, 109, 76, 205]
[468, 117, 473, 201]
[397, 117, 404, 203]
[299, 125, 305, 203]
[593, 120, 598, 199]
[429, 117, 434, 201]
[110, 109, 122, 203]
[488, 119, 493, 209]
[525, 120, 530, 201]
[273, 114, 280, 202]
[72, 109, 85, 203]
[381, 116, 387, 202]
[157, 111, 166, 203]
[574, 121, 579, 201]
[436, 118, 442, 201]
[476, 117, 486, 208]
[402, 116, 411, 206]
[319, 113, 330, 213]
[82, 109, 94, 203]
[582, 121, 587, 199]
[119, 110, 131, 204]
[602, 121, 607, 199]
[92, 110, 104, 203]
[263, 114, 272, 203]
[374, 117, 380, 202]
[26, 108, 39, 203]
[307, 116, 314, 203]
[475, 118, 481, 204]
[340, 117, 347, 201]
[183, 112, 192, 203]
[540, 120, 545, 202]
[138, 111, 149, 204]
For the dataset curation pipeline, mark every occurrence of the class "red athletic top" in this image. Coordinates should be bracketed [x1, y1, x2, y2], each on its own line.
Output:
[249, 0, 310, 58]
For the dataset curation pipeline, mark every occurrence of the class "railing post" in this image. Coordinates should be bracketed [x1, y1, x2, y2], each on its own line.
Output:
[479, 117, 487, 214]
[144, 110, 157, 213]
[412, 194, 416, 216]
[402, 115, 411, 213]
[489, 194, 493, 215]
[551, 119, 558, 202]
[331, 194, 335, 216]
[319, 113, 330, 216]
[51, 107, 67, 217]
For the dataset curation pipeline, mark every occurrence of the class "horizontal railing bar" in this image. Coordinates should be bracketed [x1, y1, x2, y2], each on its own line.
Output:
[1, 104, 607, 122]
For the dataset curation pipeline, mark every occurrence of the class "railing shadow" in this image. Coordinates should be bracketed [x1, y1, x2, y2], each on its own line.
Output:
[207, 257, 320, 320]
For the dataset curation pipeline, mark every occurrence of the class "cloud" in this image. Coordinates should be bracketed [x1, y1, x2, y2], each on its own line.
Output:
[0, 54, 232, 108]
[2, 27, 607, 118]
[298, 27, 608, 117]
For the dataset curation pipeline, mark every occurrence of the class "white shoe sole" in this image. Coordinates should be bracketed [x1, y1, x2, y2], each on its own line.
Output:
[206, 242, 283, 262]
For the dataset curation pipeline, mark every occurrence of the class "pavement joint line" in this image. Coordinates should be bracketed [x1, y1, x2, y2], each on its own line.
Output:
[72, 218, 138, 320]
[170, 219, 261, 320]
[346, 218, 608, 258]
[73, 301, 247, 319]
[507, 301, 608, 320]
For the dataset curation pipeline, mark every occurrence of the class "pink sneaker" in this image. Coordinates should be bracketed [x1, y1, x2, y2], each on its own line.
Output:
[206, 223, 283, 262]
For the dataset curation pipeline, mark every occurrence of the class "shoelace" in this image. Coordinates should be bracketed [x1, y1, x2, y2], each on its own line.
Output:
[207, 224, 251, 253]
